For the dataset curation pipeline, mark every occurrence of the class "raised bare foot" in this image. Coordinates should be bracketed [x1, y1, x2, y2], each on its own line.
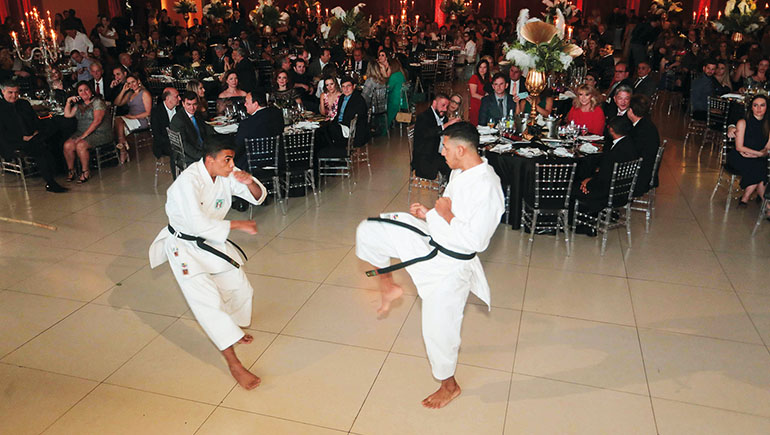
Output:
[237, 334, 253, 345]
[377, 283, 404, 316]
[421, 379, 461, 409]
[229, 364, 261, 390]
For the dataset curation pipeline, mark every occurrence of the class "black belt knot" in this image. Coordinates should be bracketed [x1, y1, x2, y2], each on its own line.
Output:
[364, 217, 476, 277]
[168, 224, 247, 269]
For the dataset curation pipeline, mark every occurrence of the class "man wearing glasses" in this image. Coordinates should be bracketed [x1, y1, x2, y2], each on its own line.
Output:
[605, 62, 632, 103]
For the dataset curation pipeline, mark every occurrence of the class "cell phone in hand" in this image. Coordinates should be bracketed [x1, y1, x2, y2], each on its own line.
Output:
[517, 92, 529, 100]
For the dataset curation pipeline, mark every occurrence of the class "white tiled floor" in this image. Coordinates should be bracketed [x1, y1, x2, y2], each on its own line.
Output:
[1, 110, 770, 434]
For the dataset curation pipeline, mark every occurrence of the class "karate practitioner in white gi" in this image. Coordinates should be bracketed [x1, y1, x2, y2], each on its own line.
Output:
[356, 122, 504, 408]
[149, 140, 267, 390]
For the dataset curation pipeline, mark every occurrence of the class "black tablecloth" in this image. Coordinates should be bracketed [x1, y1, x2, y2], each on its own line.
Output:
[486, 145, 603, 229]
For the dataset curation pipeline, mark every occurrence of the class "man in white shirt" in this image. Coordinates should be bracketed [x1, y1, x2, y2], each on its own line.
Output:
[63, 28, 93, 55]
[356, 122, 504, 409]
[149, 140, 267, 390]
[461, 31, 476, 65]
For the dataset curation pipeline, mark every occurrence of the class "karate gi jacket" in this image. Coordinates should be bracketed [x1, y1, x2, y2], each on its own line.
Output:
[149, 160, 267, 278]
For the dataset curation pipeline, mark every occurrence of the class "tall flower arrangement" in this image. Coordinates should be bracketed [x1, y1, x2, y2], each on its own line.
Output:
[542, 0, 575, 23]
[173, 0, 198, 16]
[249, 0, 289, 29]
[503, 9, 583, 73]
[202, 0, 233, 21]
[320, 3, 369, 42]
[649, 0, 682, 18]
[439, 0, 469, 16]
[712, 0, 766, 34]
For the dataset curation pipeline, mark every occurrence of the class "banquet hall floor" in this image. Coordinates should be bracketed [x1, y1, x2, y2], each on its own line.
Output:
[1, 110, 770, 434]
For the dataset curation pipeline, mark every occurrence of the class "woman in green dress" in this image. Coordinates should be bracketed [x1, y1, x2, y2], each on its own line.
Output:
[386, 57, 407, 132]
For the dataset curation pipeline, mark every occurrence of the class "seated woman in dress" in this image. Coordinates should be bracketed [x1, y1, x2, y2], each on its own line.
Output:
[217, 70, 247, 115]
[186, 79, 210, 120]
[517, 88, 554, 120]
[714, 62, 733, 95]
[47, 67, 68, 104]
[468, 59, 491, 126]
[319, 76, 342, 120]
[745, 58, 770, 91]
[269, 70, 303, 108]
[727, 94, 770, 206]
[62, 81, 112, 183]
[566, 84, 605, 135]
[447, 93, 465, 122]
[113, 73, 152, 163]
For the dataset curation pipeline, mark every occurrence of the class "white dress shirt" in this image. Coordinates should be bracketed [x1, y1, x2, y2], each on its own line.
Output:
[64, 31, 94, 54]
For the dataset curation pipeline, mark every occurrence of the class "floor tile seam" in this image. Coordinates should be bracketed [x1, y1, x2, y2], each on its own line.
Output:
[525, 263, 629, 280]
[273, 332, 394, 355]
[86, 299, 189, 320]
[261, 234, 354, 250]
[507, 370, 655, 399]
[503, 265, 529, 435]
[37, 375, 102, 434]
[0, 359, 102, 383]
[347, 299, 418, 433]
[635, 325, 770, 347]
[712, 249, 770, 260]
[517, 309, 639, 329]
[386, 349, 514, 375]
[212, 404, 351, 433]
[191, 406, 219, 435]
[620, 273, 734, 293]
[0, 299, 94, 362]
[1, 287, 92, 304]
[78, 245, 149, 260]
[98, 380, 225, 407]
[649, 395, 770, 420]
[723, 293, 770, 349]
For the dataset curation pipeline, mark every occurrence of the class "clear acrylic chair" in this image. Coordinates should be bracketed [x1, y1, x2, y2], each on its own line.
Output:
[245, 135, 284, 215]
[630, 140, 667, 232]
[572, 158, 643, 255]
[282, 129, 319, 209]
[406, 124, 446, 205]
[166, 127, 188, 179]
[710, 138, 741, 211]
[751, 156, 770, 236]
[521, 162, 577, 255]
[702, 96, 730, 154]
[318, 115, 358, 193]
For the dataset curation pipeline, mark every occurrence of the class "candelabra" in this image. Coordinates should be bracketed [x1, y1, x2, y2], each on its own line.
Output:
[11, 7, 61, 95]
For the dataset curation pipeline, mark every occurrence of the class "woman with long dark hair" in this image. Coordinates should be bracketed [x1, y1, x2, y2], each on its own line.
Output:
[468, 59, 491, 125]
[727, 94, 770, 206]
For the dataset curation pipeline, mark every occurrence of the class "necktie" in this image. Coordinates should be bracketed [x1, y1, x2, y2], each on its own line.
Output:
[498, 98, 504, 114]
[190, 115, 203, 144]
[635, 77, 643, 87]
[95, 81, 100, 95]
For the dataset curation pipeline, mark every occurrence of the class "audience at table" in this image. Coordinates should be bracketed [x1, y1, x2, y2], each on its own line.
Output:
[113, 73, 152, 163]
[361, 61, 388, 122]
[627, 94, 661, 196]
[386, 58, 407, 130]
[317, 76, 369, 155]
[217, 70, 247, 115]
[727, 94, 770, 206]
[631, 61, 658, 96]
[229, 47, 257, 95]
[170, 91, 216, 164]
[448, 93, 465, 120]
[186, 79, 209, 120]
[234, 90, 284, 170]
[62, 81, 111, 183]
[566, 84, 606, 136]
[270, 70, 302, 108]
[319, 76, 342, 120]
[0, 80, 67, 192]
[468, 59, 491, 126]
[690, 59, 717, 121]
[150, 87, 180, 163]
[478, 72, 515, 126]
[413, 93, 458, 179]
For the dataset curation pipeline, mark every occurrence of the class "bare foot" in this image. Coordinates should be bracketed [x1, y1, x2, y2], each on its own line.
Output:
[421, 377, 461, 409]
[237, 334, 253, 345]
[377, 283, 404, 316]
[229, 364, 261, 390]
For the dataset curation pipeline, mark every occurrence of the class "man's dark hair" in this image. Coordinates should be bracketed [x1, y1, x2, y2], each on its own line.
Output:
[204, 137, 234, 159]
[608, 116, 633, 136]
[160, 87, 176, 102]
[442, 122, 480, 151]
[0, 79, 20, 90]
[491, 72, 507, 83]
[70, 49, 81, 56]
[246, 90, 267, 106]
[629, 94, 651, 118]
[434, 92, 449, 102]
[703, 58, 718, 67]
[294, 57, 306, 67]
[112, 65, 128, 75]
[182, 90, 198, 102]
[321, 47, 332, 57]
[340, 75, 355, 86]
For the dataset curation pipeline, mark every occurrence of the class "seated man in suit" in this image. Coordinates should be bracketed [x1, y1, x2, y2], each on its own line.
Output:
[605, 62, 633, 103]
[627, 94, 660, 196]
[574, 117, 639, 235]
[170, 91, 216, 164]
[478, 73, 516, 126]
[317, 76, 370, 155]
[603, 84, 632, 141]
[413, 93, 460, 179]
[407, 34, 427, 64]
[690, 59, 717, 121]
[150, 87, 180, 169]
[88, 61, 113, 101]
[632, 61, 658, 96]
[350, 48, 368, 78]
[234, 90, 284, 170]
[231, 47, 258, 95]
[508, 64, 527, 99]
[0, 80, 67, 193]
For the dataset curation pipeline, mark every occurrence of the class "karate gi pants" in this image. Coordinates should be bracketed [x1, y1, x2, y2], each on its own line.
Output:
[169, 265, 254, 351]
[356, 219, 470, 380]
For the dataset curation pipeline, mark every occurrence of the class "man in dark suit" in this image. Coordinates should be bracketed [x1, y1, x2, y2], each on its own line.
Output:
[603, 84, 632, 142]
[209, 44, 231, 74]
[317, 76, 370, 154]
[632, 61, 658, 96]
[690, 60, 717, 121]
[596, 44, 616, 89]
[87, 61, 113, 101]
[478, 73, 516, 126]
[350, 48, 368, 77]
[574, 117, 639, 235]
[170, 91, 216, 164]
[234, 90, 284, 170]
[407, 35, 427, 63]
[150, 87, 180, 163]
[231, 48, 258, 94]
[605, 62, 633, 102]
[627, 94, 660, 196]
[0, 81, 67, 192]
[413, 93, 459, 179]
[508, 64, 527, 98]
[308, 48, 333, 81]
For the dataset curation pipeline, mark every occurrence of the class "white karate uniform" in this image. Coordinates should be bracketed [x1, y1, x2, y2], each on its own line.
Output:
[356, 158, 504, 379]
[149, 160, 267, 351]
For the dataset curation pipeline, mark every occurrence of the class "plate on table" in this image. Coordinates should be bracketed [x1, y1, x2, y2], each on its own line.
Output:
[578, 143, 601, 154]
[26, 99, 46, 106]
[577, 135, 603, 142]
[202, 76, 216, 82]
[516, 147, 544, 158]
[479, 135, 498, 145]
[477, 126, 497, 135]
[551, 147, 574, 158]
[541, 138, 568, 148]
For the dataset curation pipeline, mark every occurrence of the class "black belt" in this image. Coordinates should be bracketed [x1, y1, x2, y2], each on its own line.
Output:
[168, 224, 247, 269]
[364, 217, 476, 277]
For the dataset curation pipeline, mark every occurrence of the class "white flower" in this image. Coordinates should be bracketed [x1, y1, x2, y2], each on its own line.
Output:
[279, 12, 289, 24]
[748, 23, 760, 32]
[542, 0, 554, 7]
[559, 52, 573, 70]
[713, 21, 725, 32]
[516, 9, 530, 44]
[506, 48, 535, 73]
[320, 23, 331, 39]
[331, 6, 346, 19]
[353, 3, 366, 15]
[555, 9, 565, 39]
[726, 0, 736, 14]
[347, 30, 356, 40]
[738, 1, 750, 14]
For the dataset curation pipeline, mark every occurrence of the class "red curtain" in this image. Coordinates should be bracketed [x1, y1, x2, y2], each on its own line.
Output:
[108, 0, 121, 17]
[0, 0, 8, 23]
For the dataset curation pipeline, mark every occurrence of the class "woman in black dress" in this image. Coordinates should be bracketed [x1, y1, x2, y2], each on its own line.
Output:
[727, 94, 770, 206]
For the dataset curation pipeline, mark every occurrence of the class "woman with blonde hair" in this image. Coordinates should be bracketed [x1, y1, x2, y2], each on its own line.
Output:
[362, 59, 389, 134]
[565, 84, 605, 135]
[386, 57, 407, 129]
[186, 79, 209, 119]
